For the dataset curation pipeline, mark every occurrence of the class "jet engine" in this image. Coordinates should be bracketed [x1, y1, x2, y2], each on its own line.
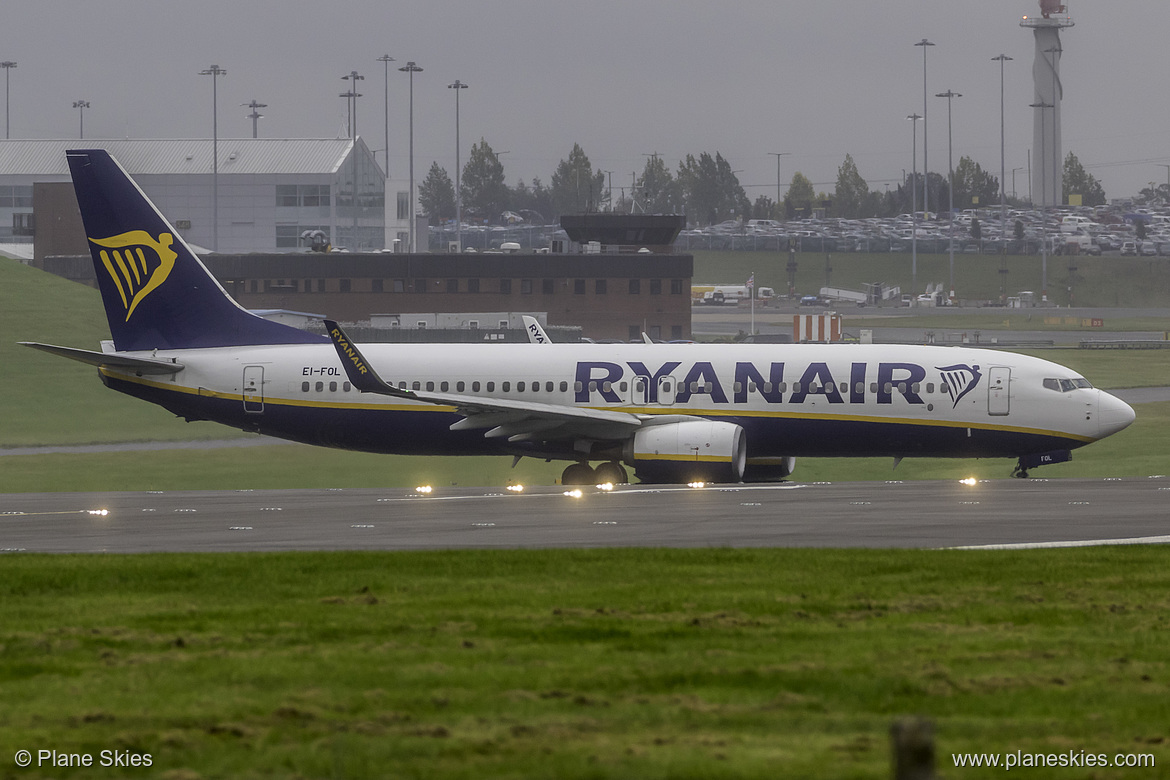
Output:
[743, 457, 796, 482]
[625, 419, 746, 483]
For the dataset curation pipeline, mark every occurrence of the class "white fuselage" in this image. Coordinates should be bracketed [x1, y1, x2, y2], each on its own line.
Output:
[99, 341, 1134, 463]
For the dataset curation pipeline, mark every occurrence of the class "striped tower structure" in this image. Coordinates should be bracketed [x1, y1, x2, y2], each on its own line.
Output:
[1021, 1, 1074, 208]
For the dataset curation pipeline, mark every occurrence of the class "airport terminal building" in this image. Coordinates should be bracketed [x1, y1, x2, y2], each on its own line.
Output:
[0, 138, 403, 256]
[13, 141, 694, 341]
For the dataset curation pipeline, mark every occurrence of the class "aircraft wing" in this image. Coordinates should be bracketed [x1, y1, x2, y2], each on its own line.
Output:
[20, 342, 184, 375]
[324, 320, 643, 442]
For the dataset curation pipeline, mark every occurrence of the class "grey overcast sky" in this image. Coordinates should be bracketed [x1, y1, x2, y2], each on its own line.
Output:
[3, 0, 1168, 202]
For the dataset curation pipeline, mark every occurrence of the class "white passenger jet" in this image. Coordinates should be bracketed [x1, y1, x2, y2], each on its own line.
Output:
[22, 150, 1135, 484]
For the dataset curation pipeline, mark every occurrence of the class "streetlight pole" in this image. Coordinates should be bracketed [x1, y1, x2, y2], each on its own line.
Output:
[448, 79, 468, 253]
[993, 55, 1012, 229]
[342, 71, 364, 138]
[242, 100, 266, 139]
[1031, 101, 1053, 303]
[376, 54, 394, 180]
[1011, 167, 1023, 200]
[2, 61, 17, 139]
[915, 39, 934, 218]
[994, 54, 1013, 303]
[936, 90, 961, 298]
[767, 152, 790, 219]
[199, 64, 227, 253]
[399, 61, 422, 252]
[73, 100, 90, 140]
[342, 71, 365, 251]
[907, 113, 921, 296]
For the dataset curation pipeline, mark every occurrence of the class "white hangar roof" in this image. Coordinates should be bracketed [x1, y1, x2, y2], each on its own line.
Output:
[0, 138, 372, 177]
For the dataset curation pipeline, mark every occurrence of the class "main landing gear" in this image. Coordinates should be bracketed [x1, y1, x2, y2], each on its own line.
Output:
[560, 461, 629, 486]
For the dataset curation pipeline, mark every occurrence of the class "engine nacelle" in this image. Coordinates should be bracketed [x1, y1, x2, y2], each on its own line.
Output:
[743, 457, 796, 482]
[625, 420, 746, 483]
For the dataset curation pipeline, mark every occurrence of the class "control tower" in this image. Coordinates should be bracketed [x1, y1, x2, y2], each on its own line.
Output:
[1021, 1, 1073, 207]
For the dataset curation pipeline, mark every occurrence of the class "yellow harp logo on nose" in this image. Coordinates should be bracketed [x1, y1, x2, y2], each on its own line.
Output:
[89, 231, 179, 321]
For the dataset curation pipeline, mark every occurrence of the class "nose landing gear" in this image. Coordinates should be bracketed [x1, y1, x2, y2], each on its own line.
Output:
[1012, 449, 1073, 479]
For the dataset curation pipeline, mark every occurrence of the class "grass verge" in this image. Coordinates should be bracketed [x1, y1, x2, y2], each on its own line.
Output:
[2, 548, 1167, 779]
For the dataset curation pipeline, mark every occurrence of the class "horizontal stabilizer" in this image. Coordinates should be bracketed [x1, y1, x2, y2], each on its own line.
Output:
[20, 342, 184, 374]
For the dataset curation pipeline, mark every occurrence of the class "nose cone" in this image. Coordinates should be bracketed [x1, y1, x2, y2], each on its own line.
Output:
[1098, 390, 1136, 439]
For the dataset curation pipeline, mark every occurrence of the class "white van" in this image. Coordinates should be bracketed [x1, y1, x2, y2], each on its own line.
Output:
[1061, 215, 1095, 234]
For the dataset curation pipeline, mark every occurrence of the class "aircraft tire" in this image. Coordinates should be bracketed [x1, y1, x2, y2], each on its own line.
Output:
[594, 461, 629, 485]
[561, 462, 597, 486]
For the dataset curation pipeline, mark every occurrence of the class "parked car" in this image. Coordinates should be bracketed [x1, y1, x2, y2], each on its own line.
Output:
[1120, 241, 1138, 256]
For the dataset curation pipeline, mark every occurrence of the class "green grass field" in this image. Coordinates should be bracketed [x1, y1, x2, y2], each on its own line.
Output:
[2, 549, 1168, 779]
[0, 259, 251, 448]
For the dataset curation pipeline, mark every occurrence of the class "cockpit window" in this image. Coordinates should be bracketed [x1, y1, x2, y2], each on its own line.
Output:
[1045, 377, 1094, 392]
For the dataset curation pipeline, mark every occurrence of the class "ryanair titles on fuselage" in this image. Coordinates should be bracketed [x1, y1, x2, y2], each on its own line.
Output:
[575, 360, 981, 408]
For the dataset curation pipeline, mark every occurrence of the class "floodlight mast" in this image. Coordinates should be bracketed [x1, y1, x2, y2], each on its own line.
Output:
[935, 89, 962, 298]
[449, 80, 469, 253]
[199, 64, 227, 252]
[399, 61, 423, 252]
[914, 39, 934, 218]
[73, 99, 90, 139]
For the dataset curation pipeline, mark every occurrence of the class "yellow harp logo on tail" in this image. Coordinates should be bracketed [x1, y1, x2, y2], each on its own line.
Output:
[89, 231, 179, 321]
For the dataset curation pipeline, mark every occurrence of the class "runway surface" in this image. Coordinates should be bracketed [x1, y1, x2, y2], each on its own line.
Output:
[2, 477, 1168, 553]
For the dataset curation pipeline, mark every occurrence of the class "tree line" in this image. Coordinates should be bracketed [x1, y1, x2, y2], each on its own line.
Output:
[417, 141, 1110, 227]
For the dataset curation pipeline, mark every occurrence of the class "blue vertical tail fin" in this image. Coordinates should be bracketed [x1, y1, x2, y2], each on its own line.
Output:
[67, 149, 326, 351]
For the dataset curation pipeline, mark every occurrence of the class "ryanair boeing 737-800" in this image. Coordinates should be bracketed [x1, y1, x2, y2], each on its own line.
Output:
[22, 150, 1135, 485]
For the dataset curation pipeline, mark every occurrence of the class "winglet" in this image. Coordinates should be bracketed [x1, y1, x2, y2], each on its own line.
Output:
[324, 319, 413, 398]
[522, 315, 552, 344]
